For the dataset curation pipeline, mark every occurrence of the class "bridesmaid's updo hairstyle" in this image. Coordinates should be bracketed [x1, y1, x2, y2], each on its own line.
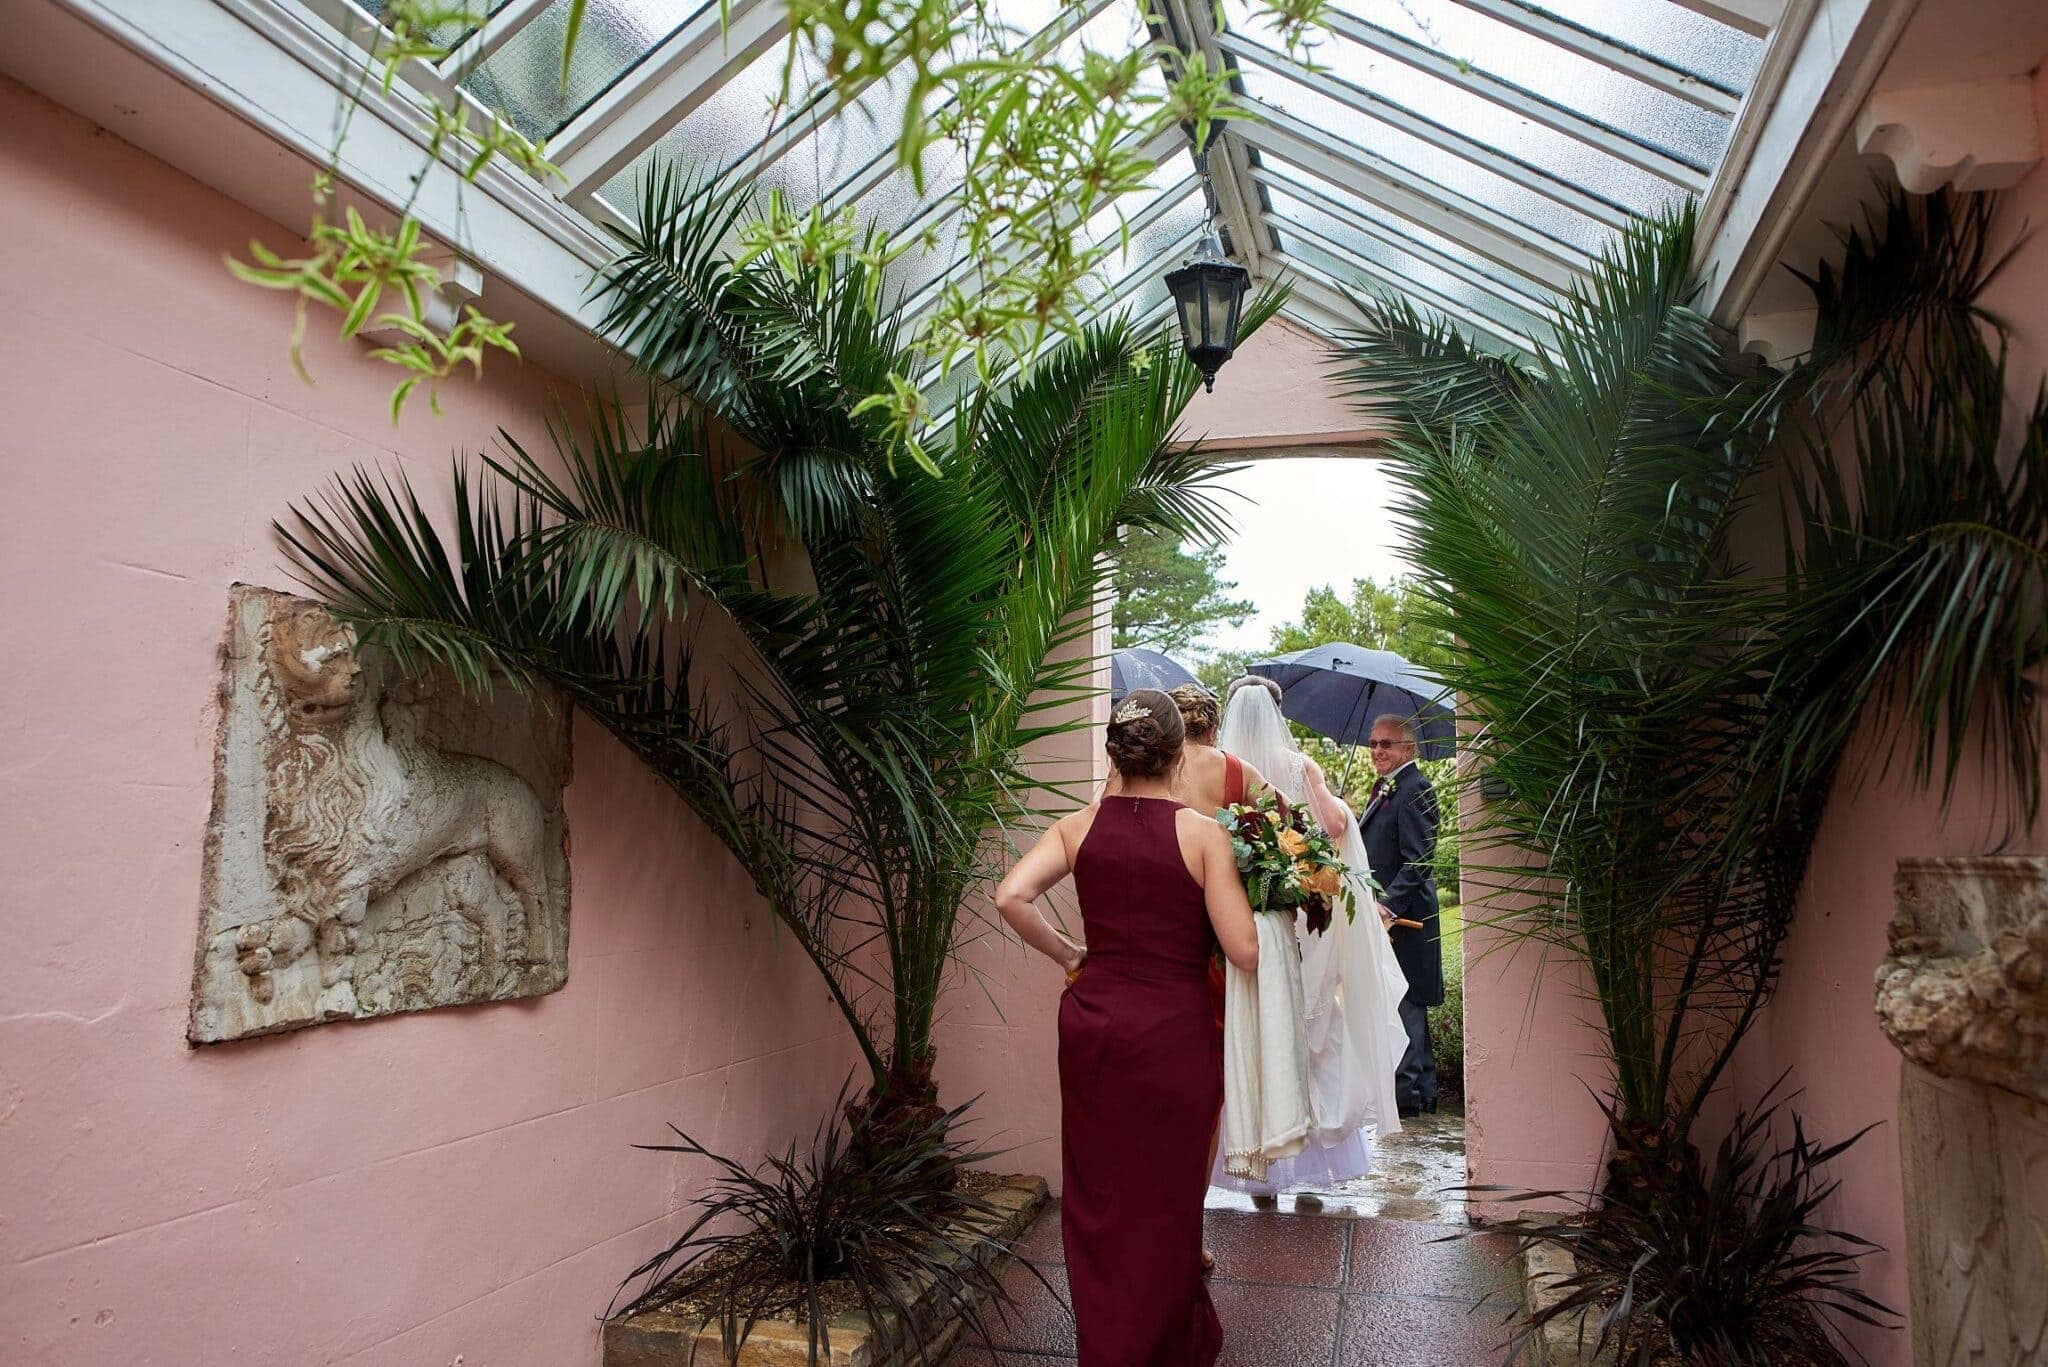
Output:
[1168, 683, 1221, 744]
[1106, 688, 1185, 779]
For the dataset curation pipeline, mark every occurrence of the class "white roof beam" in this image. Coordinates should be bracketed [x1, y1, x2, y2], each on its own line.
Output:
[1445, 0, 1742, 117]
[1317, 7, 1709, 189]
[1272, 271, 1367, 341]
[1237, 99, 1588, 292]
[1151, 0, 1276, 270]
[296, 0, 454, 100]
[1253, 164, 1558, 319]
[1665, 0, 1783, 40]
[1223, 35, 1633, 232]
[551, 0, 787, 198]
[1273, 224, 1536, 355]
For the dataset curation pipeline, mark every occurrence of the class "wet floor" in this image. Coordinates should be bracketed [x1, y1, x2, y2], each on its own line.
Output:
[1205, 1099, 1471, 1225]
[944, 1103, 1517, 1364]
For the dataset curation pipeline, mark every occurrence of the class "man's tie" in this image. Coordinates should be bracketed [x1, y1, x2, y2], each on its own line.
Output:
[1366, 777, 1387, 813]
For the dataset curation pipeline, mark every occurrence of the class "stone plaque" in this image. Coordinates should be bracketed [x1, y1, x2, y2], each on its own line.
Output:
[1877, 856, 2048, 1365]
[190, 586, 571, 1043]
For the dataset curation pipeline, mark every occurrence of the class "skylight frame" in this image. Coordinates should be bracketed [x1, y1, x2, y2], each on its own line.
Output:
[318, 0, 1781, 362]
[1219, 32, 1638, 232]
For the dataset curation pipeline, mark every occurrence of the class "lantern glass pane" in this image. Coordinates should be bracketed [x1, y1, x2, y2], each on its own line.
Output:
[1200, 269, 1241, 350]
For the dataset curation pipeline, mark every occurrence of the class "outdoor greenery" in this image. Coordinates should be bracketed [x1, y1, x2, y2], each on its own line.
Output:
[281, 168, 1279, 1137]
[1110, 527, 1254, 655]
[1196, 575, 1456, 819]
[1336, 187, 2047, 1360]
[1429, 902, 1463, 1098]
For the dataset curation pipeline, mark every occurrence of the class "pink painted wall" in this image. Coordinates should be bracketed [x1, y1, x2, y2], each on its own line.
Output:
[1178, 316, 1387, 454]
[0, 78, 860, 1364]
[932, 610, 1111, 1189]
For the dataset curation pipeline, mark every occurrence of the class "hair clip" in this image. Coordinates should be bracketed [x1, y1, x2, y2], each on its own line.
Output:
[1112, 699, 1152, 725]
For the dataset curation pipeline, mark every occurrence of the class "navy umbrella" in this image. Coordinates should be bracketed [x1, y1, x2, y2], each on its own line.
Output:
[1248, 643, 1455, 759]
[1110, 647, 1202, 702]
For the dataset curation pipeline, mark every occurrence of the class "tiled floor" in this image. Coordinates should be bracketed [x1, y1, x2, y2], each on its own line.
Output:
[947, 1203, 1521, 1366]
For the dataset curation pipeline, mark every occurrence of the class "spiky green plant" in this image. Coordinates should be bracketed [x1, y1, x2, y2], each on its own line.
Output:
[279, 168, 1281, 1123]
[1334, 188, 2044, 1356]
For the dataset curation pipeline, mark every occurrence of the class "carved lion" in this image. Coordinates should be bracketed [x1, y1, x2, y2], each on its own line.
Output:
[233, 602, 555, 1007]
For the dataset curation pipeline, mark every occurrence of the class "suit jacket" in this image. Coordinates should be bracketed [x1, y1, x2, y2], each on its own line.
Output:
[1360, 764, 1442, 1006]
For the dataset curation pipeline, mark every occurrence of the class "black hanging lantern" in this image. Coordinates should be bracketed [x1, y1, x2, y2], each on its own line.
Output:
[1167, 120, 1252, 392]
[1166, 232, 1251, 392]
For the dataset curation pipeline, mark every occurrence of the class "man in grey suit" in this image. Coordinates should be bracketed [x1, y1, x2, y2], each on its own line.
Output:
[1358, 714, 1441, 1116]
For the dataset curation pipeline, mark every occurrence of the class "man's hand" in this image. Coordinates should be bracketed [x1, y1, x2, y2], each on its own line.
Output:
[1377, 902, 1395, 931]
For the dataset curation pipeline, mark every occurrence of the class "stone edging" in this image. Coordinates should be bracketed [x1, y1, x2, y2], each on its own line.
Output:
[1523, 1243, 1614, 1366]
[604, 1173, 1051, 1366]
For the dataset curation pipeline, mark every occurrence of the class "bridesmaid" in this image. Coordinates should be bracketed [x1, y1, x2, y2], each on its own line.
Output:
[995, 688, 1260, 1367]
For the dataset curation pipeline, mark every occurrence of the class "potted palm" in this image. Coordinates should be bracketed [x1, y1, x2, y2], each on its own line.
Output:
[1334, 189, 2046, 1362]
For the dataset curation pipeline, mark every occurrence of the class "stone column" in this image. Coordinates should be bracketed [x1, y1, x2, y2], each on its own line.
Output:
[1876, 857, 2048, 1364]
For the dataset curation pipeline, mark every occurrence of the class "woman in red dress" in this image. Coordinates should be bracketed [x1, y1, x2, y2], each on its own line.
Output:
[995, 688, 1260, 1366]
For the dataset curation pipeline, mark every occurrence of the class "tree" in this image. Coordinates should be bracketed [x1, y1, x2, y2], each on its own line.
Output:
[279, 167, 1285, 1130]
[1197, 574, 1454, 800]
[1268, 578, 1451, 670]
[1110, 528, 1253, 654]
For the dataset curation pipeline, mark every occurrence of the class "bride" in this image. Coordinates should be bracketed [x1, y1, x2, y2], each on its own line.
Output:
[1211, 675, 1410, 1200]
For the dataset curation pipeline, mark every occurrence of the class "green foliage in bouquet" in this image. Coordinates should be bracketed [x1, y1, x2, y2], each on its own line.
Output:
[1216, 791, 1363, 934]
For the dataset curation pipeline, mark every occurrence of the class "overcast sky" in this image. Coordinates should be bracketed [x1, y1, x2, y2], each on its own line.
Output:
[1203, 457, 1413, 657]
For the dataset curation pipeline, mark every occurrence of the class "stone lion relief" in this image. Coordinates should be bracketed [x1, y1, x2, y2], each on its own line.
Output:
[190, 585, 571, 1043]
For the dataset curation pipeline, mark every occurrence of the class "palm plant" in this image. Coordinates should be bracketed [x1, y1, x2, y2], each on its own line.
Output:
[278, 167, 1278, 1127]
[1333, 189, 2045, 1356]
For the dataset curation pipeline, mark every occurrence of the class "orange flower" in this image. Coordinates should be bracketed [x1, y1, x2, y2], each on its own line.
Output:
[1277, 827, 1310, 857]
[1303, 864, 1343, 898]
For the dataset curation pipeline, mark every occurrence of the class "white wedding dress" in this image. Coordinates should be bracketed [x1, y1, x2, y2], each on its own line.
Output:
[1211, 687, 1410, 1196]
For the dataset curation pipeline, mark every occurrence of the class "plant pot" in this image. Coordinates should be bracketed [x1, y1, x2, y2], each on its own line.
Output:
[603, 1173, 1049, 1366]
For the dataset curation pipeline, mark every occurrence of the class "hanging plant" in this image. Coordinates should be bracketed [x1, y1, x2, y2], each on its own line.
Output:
[227, 2, 581, 421]
[230, 0, 1335, 440]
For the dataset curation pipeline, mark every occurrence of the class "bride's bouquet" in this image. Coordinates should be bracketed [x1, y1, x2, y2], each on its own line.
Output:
[1216, 793, 1356, 935]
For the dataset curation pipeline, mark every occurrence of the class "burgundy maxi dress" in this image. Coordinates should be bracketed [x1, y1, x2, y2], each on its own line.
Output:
[1060, 796, 1225, 1366]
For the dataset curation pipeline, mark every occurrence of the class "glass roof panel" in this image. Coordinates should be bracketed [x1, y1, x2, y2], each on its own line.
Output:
[1224, 24, 1685, 219]
[1520, 0, 1764, 90]
[1281, 237, 1528, 351]
[1263, 186, 1550, 339]
[1274, 0, 1733, 171]
[597, 35, 796, 214]
[1252, 160, 1557, 313]
[362, 0, 515, 49]
[464, 1, 711, 142]
[350, 0, 1775, 359]
[897, 156, 1198, 318]
[1230, 48, 1609, 258]
[600, 0, 1149, 221]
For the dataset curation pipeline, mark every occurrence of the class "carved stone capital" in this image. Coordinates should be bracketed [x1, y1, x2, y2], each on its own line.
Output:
[1736, 308, 1817, 370]
[1857, 77, 2042, 195]
[1877, 857, 2048, 1103]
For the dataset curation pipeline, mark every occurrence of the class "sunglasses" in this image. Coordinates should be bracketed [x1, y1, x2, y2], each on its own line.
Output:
[1365, 739, 1412, 750]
